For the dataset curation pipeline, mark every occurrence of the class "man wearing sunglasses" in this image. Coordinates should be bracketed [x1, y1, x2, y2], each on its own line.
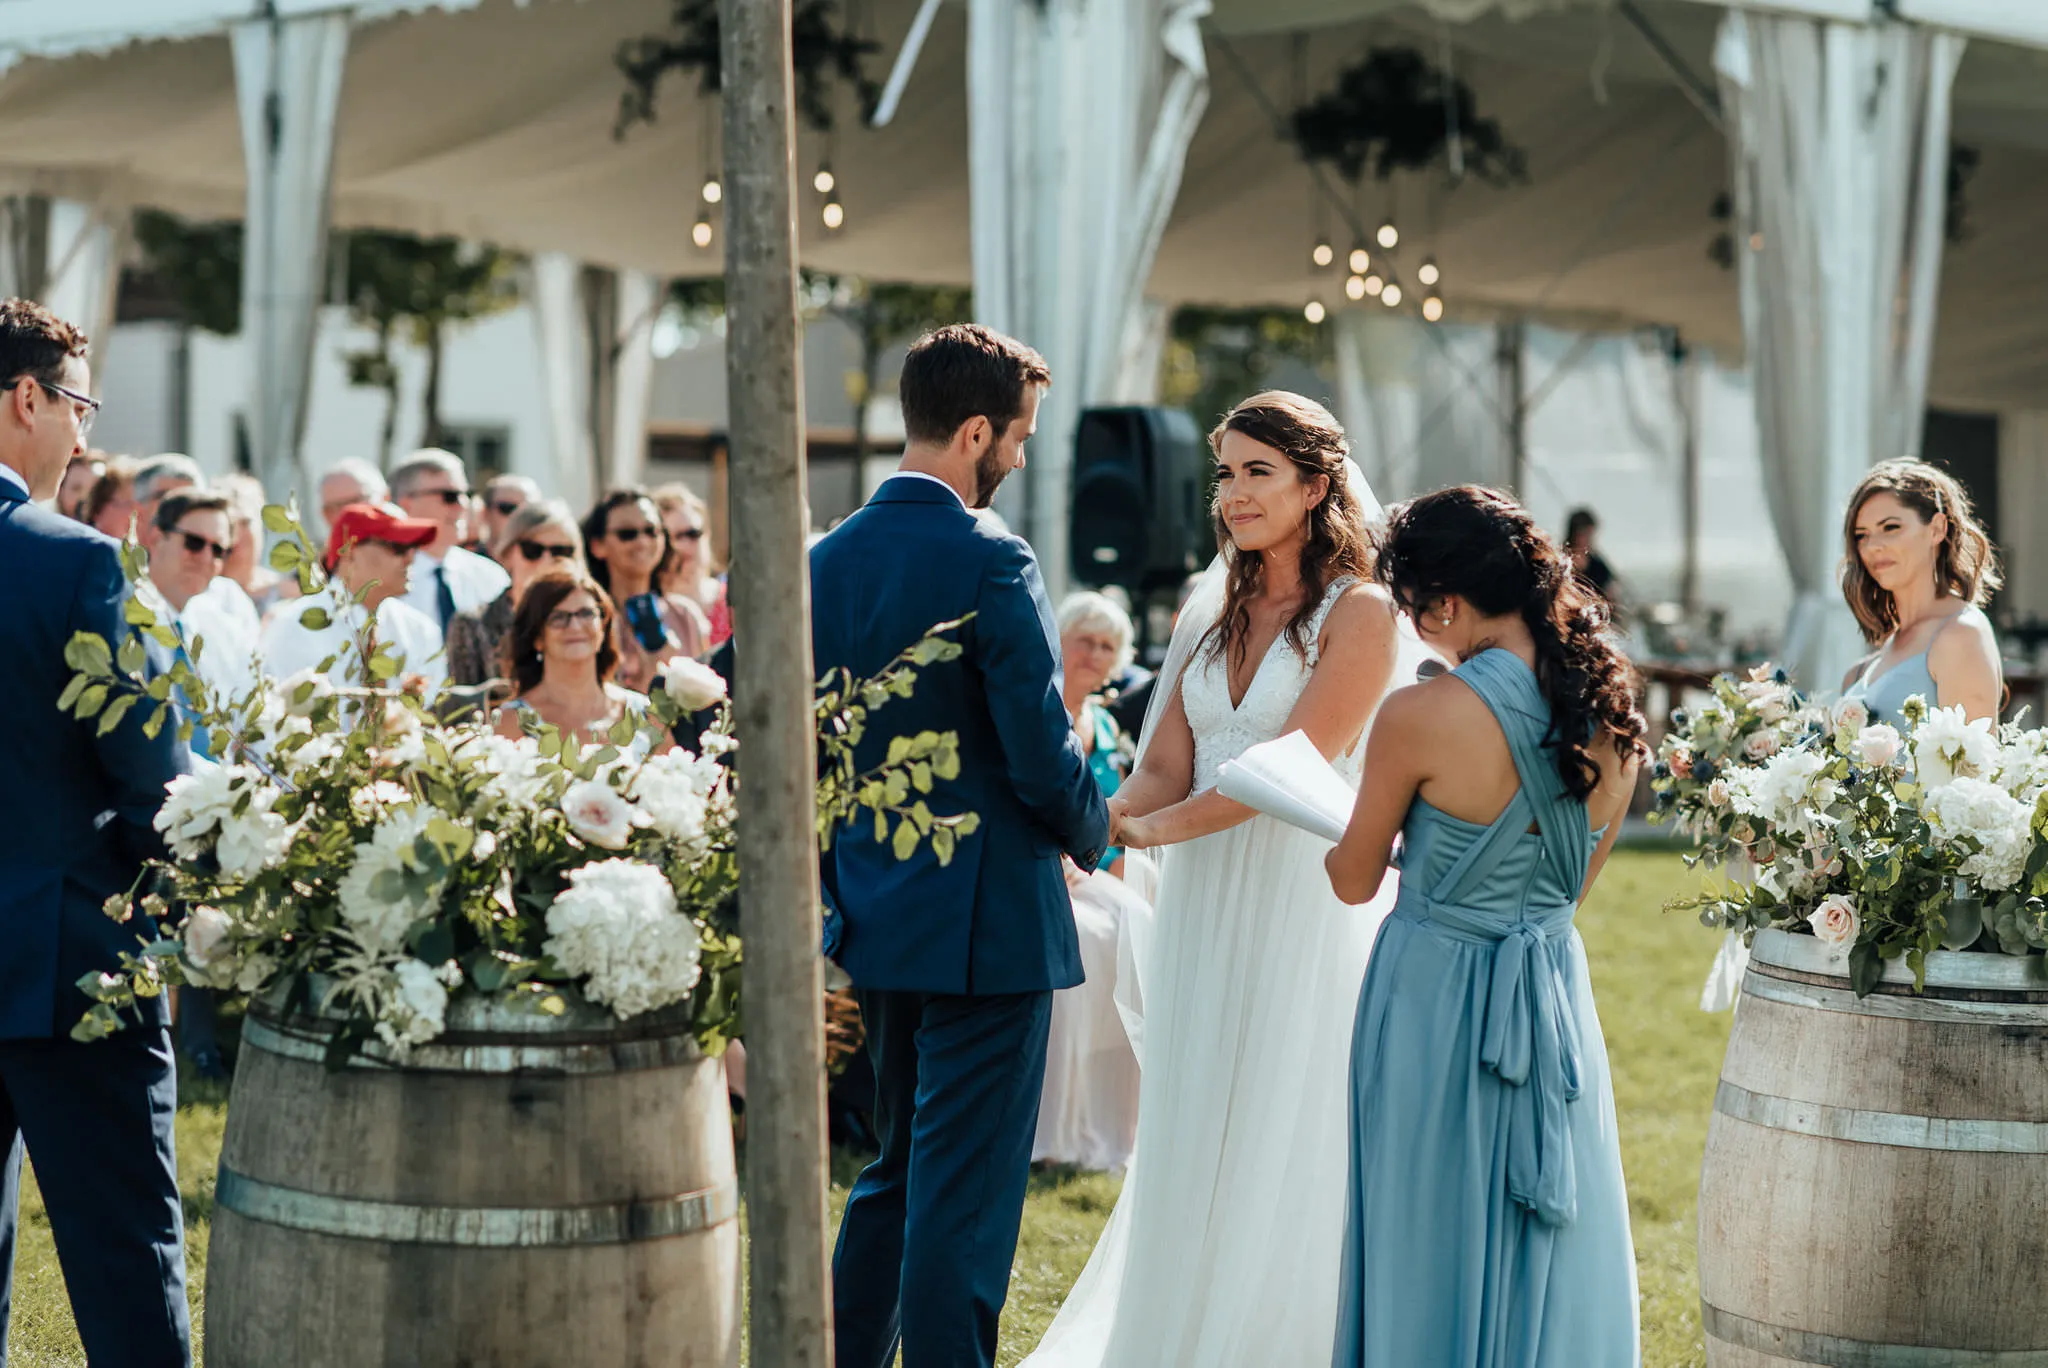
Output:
[0, 297, 195, 1365]
[389, 448, 509, 635]
[479, 473, 540, 559]
[259, 502, 446, 691]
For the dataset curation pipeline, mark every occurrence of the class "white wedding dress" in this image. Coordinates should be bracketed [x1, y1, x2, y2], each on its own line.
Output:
[1021, 576, 1407, 1368]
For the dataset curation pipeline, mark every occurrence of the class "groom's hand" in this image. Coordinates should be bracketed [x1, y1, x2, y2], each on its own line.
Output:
[1106, 796, 1131, 848]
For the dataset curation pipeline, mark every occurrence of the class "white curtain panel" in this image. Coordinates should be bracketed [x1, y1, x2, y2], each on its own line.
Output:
[233, 8, 349, 506]
[42, 199, 126, 369]
[1715, 10, 1963, 696]
[529, 250, 591, 503]
[968, 0, 1210, 590]
[609, 267, 661, 492]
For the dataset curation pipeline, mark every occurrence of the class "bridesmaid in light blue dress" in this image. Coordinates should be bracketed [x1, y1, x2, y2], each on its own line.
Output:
[1326, 486, 1646, 1368]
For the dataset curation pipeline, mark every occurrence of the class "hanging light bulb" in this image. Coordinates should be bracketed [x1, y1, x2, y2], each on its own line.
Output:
[822, 197, 846, 230]
[1348, 245, 1370, 275]
[1382, 283, 1404, 307]
[1376, 219, 1399, 250]
[701, 176, 723, 205]
[1344, 274, 1367, 301]
[814, 163, 836, 194]
[1364, 273, 1384, 297]
[1418, 257, 1440, 287]
[691, 213, 714, 250]
[1422, 293, 1444, 323]
[1311, 238, 1335, 269]
[1303, 298, 1327, 325]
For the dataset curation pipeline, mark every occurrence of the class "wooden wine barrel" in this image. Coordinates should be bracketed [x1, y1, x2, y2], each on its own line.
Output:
[1699, 928, 2048, 1365]
[205, 982, 740, 1368]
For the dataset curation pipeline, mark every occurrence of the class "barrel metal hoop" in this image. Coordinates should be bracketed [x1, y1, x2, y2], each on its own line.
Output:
[1714, 1079, 2048, 1154]
[241, 1014, 703, 1076]
[1742, 966, 2048, 1028]
[1702, 1301, 2048, 1365]
[1750, 927, 2048, 993]
[214, 1167, 740, 1248]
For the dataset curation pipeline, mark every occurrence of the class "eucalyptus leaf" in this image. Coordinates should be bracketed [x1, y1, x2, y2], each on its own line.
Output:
[74, 683, 109, 719]
[299, 607, 332, 631]
[64, 632, 114, 676]
[98, 694, 137, 736]
[1941, 897, 1984, 952]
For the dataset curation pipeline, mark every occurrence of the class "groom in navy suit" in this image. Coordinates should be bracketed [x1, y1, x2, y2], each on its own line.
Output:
[815, 324, 1110, 1368]
[0, 298, 192, 1366]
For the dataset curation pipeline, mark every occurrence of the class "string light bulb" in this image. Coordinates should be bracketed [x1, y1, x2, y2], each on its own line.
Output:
[1382, 283, 1404, 307]
[1312, 238, 1335, 269]
[1348, 245, 1370, 275]
[1422, 293, 1444, 323]
[1344, 274, 1367, 301]
[1418, 258, 1440, 287]
[1376, 219, 1399, 250]
[691, 213, 713, 250]
[701, 176, 723, 205]
[1303, 298, 1327, 325]
[1364, 273, 1384, 297]
[822, 197, 845, 230]
[814, 163, 836, 194]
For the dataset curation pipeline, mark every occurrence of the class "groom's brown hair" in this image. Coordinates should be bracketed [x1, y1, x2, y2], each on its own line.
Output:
[900, 324, 1050, 445]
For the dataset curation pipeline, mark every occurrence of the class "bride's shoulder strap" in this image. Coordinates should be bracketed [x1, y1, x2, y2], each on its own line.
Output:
[1305, 575, 1362, 666]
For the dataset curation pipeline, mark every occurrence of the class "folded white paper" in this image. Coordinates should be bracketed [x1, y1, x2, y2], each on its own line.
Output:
[1216, 730, 1358, 844]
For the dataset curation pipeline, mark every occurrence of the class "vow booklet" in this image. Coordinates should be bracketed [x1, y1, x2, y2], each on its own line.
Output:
[1216, 730, 1358, 844]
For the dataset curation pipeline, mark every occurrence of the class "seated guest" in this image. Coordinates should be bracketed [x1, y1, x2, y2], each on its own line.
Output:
[1033, 590, 1144, 1173]
[142, 491, 260, 736]
[447, 498, 584, 690]
[388, 448, 510, 631]
[492, 566, 659, 752]
[317, 458, 388, 542]
[480, 474, 541, 558]
[82, 455, 137, 538]
[259, 503, 445, 689]
[56, 450, 103, 520]
[131, 454, 204, 552]
[583, 488, 708, 693]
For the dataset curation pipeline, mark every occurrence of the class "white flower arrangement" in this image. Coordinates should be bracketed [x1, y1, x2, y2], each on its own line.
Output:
[543, 859, 704, 1019]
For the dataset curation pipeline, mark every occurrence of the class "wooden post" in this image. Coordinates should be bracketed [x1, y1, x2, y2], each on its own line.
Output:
[719, 3, 831, 1368]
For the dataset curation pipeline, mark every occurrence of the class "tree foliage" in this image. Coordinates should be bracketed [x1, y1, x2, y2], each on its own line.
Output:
[1162, 305, 1325, 438]
[615, 0, 880, 139]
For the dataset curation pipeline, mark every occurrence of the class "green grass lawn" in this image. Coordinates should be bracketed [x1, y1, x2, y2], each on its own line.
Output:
[9, 847, 1722, 1366]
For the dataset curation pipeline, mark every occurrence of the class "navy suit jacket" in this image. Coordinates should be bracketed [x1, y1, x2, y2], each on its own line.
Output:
[0, 482, 188, 1039]
[810, 476, 1110, 996]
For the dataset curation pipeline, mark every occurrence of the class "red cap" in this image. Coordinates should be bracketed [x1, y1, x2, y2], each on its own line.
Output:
[323, 502, 438, 571]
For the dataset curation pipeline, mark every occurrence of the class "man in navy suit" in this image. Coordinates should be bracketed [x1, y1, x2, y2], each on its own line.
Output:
[816, 324, 1110, 1368]
[0, 298, 192, 1366]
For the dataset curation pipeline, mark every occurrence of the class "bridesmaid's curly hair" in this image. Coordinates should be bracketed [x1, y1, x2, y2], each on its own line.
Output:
[1198, 391, 1374, 670]
[1375, 486, 1647, 799]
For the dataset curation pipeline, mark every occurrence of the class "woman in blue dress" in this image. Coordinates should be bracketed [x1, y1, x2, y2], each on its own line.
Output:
[1838, 458, 2003, 725]
[1325, 486, 1647, 1368]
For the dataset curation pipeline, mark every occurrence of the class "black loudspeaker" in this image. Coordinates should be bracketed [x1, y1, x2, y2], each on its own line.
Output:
[1068, 406, 1210, 594]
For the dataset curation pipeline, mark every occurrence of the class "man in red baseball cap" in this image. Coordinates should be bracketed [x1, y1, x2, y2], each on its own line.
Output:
[259, 502, 447, 687]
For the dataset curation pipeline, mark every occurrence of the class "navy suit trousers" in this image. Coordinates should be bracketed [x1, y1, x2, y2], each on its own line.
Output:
[833, 989, 1053, 1368]
[0, 1028, 191, 1368]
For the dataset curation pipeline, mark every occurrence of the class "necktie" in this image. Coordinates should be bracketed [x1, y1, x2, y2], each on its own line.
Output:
[433, 563, 457, 631]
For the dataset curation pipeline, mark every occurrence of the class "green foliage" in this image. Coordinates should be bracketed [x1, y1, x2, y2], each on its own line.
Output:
[130, 209, 244, 334]
[615, 0, 881, 139]
[1162, 305, 1325, 439]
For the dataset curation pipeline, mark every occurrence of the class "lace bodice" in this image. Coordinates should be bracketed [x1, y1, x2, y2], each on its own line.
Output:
[1183, 577, 1361, 792]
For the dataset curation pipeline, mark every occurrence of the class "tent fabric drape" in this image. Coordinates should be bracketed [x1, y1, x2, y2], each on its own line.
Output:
[1715, 10, 1963, 696]
[42, 199, 125, 367]
[967, 0, 1210, 592]
[234, 8, 349, 505]
[609, 268, 660, 492]
[530, 250, 592, 503]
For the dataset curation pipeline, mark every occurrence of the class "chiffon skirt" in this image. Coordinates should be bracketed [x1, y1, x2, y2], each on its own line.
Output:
[1033, 867, 1146, 1172]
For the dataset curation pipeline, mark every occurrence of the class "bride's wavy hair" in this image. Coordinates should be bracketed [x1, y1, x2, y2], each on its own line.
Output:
[1198, 391, 1373, 670]
[1375, 486, 1646, 799]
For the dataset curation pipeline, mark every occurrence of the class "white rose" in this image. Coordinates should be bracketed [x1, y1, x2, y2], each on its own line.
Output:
[1807, 894, 1861, 953]
[1742, 730, 1781, 762]
[1855, 723, 1902, 769]
[662, 657, 729, 713]
[1831, 697, 1870, 736]
[562, 780, 647, 851]
[183, 906, 233, 971]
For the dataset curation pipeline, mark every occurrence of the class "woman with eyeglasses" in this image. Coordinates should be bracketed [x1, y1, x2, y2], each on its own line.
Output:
[447, 498, 584, 690]
[492, 566, 662, 755]
[582, 488, 710, 693]
[654, 483, 730, 650]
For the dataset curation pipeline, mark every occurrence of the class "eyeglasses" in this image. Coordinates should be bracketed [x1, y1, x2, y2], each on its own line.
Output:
[674, 527, 705, 542]
[517, 540, 577, 563]
[491, 500, 525, 517]
[608, 524, 659, 543]
[175, 528, 230, 562]
[546, 607, 602, 630]
[6, 377, 99, 437]
[409, 488, 466, 506]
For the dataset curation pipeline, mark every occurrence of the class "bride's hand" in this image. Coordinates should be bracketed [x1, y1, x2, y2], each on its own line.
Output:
[1117, 811, 1158, 850]
[1106, 796, 1131, 846]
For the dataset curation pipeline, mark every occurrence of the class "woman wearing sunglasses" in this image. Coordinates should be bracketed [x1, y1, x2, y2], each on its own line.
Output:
[447, 498, 584, 690]
[581, 488, 709, 693]
[492, 565, 663, 757]
[654, 483, 730, 650]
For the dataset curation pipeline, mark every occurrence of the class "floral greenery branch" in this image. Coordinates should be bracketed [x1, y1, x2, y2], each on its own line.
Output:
[55, 506, 980, 1064]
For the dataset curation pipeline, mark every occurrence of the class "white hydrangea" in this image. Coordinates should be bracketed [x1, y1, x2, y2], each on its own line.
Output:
[1735, 747, 1833, 828]
[155, 763, 276, 861]
[214, 805, 296, 879]
[544, 859, 702, 1019]
[1923, 775, 2033, 892]
[335, 804, 449, 953]
[1913, 705, 2001, 789]
[376, 958, 451, 1050]
[1993, 727, 2048, 808]
[470, 733, 551, 814]
[625, 749, 727, 852]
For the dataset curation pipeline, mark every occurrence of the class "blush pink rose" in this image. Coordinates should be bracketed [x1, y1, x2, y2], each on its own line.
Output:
[1807, 894, 1860, 953]
[1743, 730, 1781, 762]
[1855, 723, 1902, 769]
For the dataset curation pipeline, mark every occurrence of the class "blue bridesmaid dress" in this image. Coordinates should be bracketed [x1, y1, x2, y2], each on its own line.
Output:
[1333, 650, 1639, 1368]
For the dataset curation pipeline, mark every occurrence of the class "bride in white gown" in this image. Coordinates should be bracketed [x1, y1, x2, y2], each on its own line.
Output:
[1022, 393, 1429, 1368]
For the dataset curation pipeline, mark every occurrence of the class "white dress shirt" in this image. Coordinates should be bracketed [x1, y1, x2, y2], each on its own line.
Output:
[197, 576, 263, 642]
[400, 545, 511, 631]
[0, 464, 28, 501]
[259, 585, 447, 689]
[885, 470, 967, 509]
[148, 582, 261, 711]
